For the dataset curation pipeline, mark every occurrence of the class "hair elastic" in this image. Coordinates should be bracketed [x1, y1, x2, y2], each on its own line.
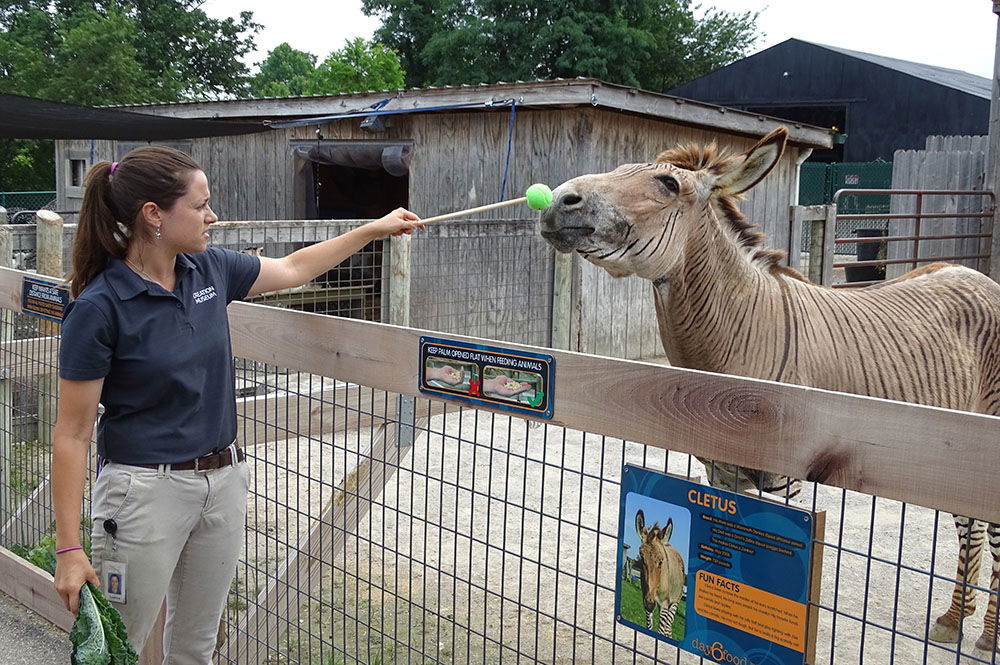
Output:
[109, 161, 119, 174]
[55, 545, 84, 555]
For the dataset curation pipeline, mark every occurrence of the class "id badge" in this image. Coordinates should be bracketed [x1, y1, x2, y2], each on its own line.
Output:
[104, 560, 127, 604]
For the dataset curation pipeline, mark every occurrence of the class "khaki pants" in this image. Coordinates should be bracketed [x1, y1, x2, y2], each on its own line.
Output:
[90, 459, 248, 665]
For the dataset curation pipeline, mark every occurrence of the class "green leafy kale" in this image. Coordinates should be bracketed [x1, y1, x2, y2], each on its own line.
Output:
[70, 583, 138, 665]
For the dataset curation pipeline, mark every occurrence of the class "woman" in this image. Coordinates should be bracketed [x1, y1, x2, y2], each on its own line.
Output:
[51, 146, 421, 662]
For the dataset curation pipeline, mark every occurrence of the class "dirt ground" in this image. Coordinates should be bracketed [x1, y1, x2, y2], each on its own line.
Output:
[236, 404, 996, 665]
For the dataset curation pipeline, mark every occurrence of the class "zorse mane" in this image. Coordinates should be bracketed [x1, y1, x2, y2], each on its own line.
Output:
[655, 142, 805, 280]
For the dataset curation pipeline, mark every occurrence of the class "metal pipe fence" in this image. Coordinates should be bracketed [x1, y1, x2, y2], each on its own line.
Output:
[793, 191, 996, 288]
[828, 189, 995, 288]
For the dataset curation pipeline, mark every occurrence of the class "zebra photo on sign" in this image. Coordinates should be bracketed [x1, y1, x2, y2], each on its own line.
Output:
[618, 492, 690, 641]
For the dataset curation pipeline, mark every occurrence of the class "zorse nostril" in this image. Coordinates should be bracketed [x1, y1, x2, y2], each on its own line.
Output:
[560, 194, 583, 206]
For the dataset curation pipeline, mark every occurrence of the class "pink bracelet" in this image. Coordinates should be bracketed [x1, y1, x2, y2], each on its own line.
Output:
[55, 546, 84, 555]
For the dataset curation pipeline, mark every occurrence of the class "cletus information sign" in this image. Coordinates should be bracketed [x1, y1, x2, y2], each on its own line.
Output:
[617, 465, 818, 665]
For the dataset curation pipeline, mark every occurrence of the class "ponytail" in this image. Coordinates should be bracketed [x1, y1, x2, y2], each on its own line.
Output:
[68, 162, 124, 297]
[67, 146, 201, 297]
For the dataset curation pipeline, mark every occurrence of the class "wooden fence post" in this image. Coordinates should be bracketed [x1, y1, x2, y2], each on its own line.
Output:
[550, 251, 575, 350]
[807, 204, 838, 286]
[35, 211, 62, 448]
[789, 205, 805, 272]
[388, 233, 411, 327]
[808, 217, 825, 285]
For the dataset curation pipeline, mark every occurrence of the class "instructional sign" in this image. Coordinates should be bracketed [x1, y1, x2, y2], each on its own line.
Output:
[419, 336, 553, 419]
[617, 465, 816, 665]
[21, 276, 70, 322]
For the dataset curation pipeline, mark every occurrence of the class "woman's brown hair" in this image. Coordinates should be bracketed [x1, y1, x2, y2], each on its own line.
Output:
[68, 146, 201, 297]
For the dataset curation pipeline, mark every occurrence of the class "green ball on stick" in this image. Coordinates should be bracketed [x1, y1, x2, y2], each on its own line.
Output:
[525, 183, 554, 210]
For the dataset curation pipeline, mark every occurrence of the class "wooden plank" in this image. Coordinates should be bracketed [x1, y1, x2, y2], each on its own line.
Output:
[0, 546, 73, 632]
[225, 299, 1000, 524]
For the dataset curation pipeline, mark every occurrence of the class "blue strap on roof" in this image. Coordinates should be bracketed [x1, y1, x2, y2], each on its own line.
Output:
[499, 100, 517, 200]
[267, 99, 499, 128]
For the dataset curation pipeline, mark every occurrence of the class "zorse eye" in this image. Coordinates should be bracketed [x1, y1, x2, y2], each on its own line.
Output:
[655, 175, 680, 195]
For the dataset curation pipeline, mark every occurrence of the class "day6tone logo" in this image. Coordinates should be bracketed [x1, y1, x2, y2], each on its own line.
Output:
[690, 639, 758, 665]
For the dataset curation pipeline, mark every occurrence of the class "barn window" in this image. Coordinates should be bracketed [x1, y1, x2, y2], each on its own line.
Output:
[69, 159, 86, 187]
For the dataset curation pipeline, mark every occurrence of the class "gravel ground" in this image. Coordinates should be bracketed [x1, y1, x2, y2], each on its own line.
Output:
[0, 589, 70, 665]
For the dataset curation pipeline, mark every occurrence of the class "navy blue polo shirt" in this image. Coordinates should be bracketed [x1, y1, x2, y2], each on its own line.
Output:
[59, 247, 260, 464]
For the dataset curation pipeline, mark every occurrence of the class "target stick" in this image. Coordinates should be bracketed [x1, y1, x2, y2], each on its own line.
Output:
[420, 183, 553, 224]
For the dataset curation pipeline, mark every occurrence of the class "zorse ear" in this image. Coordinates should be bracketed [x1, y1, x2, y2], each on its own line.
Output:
[713, 127, 788, 196]
[661, 517, 673, 544]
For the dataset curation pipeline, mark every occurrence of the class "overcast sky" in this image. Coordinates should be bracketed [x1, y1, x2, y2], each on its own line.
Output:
[201, 0, 998, 80]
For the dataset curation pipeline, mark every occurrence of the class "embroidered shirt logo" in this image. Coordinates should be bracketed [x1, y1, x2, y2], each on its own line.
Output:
[193, 286, 218, 304]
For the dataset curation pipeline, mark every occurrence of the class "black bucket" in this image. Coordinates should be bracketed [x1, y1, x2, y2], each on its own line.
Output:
[844, 228, 887, 283]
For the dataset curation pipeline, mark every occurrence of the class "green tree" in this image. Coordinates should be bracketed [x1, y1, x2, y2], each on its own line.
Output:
[250, 42, 317, 98]
[305, 38, 405, 95]
[0, 0, 261, 190]
[362, 0, 462, 88]
[362, 0, 759, 91]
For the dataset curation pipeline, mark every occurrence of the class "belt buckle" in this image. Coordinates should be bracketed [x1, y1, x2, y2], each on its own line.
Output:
[194, 453, 214, 473]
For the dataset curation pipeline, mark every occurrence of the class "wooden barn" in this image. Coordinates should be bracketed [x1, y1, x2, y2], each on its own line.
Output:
[667, 39, 990, 163]
[51, 78, 833, 358]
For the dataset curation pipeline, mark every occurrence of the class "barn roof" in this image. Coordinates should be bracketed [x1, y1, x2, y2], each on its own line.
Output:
[111, 78, 834, 149]
[802, 40, 991, 99]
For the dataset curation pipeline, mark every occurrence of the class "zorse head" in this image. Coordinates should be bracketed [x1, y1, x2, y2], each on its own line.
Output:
[539, 127, 789, 280]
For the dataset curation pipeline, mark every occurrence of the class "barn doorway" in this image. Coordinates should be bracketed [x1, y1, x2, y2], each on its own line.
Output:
[290, 141, 412, 322]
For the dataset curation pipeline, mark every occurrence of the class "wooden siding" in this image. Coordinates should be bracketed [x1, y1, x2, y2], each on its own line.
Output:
[887, 139, 989, 278]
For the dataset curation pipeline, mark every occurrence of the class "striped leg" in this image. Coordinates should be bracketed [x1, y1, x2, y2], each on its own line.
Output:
[974, 523, 1000, 651]
[646, 609, 656, 631]
[658, 601, 678, 637]
[930, 515, 985, 643]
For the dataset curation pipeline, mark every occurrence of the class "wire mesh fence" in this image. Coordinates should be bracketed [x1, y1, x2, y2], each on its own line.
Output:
[0, 301, 92, 569]
[410, 218, 553, 348]
[209, 220, 387, 322]
[798, 163, 893, 255]
[0, 191, 57, 220]
[2, 322, 999, 664]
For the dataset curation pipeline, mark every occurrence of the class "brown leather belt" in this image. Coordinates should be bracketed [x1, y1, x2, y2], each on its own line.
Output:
[129, 446, 245, 472]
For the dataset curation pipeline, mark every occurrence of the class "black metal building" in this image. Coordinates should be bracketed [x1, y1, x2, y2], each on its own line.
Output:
[668, 38, 990, 162]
